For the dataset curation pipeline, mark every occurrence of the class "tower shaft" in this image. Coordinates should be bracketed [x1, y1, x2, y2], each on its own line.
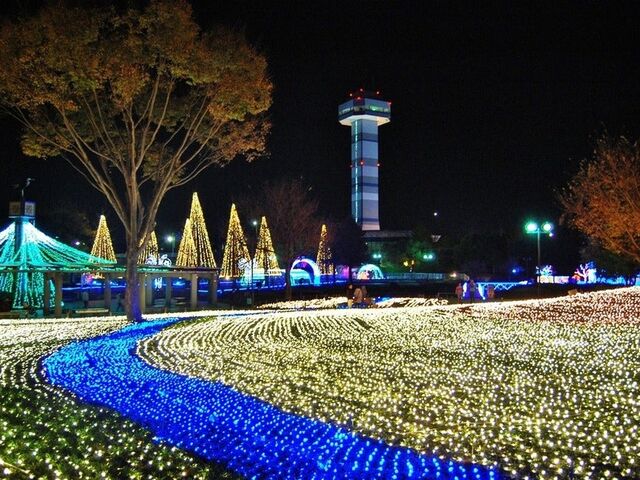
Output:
[339, 92, 390, 231]
[350, 118, 381, 230]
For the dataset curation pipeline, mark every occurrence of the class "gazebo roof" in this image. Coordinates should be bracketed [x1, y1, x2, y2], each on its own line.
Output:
[0, 220, 115, 271]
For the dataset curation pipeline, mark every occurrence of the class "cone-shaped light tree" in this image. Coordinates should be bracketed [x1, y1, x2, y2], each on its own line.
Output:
[316, 224, 334, 275]
[188, 192, 217, 268]
[90, 215, 117, 262]
[254, 216, 279, 274]
[176, 219, 197, 268]
[0, 2, 271, 321]
[221, 204, 251, 278]
[138, 231, 159, 264]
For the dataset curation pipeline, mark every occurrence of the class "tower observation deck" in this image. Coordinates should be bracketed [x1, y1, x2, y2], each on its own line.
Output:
[338, 89, 391, 231]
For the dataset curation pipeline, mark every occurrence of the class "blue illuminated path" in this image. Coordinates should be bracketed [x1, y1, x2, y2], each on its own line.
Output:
[44, 318, 500, 480]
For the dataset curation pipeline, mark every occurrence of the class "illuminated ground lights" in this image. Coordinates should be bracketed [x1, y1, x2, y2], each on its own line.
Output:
[0, 316, 232, 479]
[258, 296, 448, 310]
[141, 288, 640, 479]
[45, 318, 497, 480]
[2, 289, 638, 479]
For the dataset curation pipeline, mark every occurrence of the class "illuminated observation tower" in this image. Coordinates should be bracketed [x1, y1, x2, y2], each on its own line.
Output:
[338, 89, 391, 231]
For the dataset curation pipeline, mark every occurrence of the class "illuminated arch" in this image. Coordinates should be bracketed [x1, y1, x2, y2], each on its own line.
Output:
[357, 264, 384, 280]
[291, 257, 321, 286]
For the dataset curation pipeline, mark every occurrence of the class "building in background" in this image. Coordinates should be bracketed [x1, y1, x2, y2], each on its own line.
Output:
[339, 89, 391, 231]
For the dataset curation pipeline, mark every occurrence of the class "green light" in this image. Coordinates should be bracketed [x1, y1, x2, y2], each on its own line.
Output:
[525, 222, 538, 233]
[0, 220, 113, 309]
[372, 253, 382, 260]
[422, 253, 435, 261]
[542, 222, 553, 233]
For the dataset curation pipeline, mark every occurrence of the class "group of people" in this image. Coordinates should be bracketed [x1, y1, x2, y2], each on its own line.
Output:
[454, 279, 495, 303]
[346, 284, 372, 307]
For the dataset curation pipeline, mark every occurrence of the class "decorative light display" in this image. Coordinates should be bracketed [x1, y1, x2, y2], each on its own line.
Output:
[574, 262, 597, 283]
[138, 231, 159, 264]
[258, 296, 448, 310]
[0, 316, 223, 478]
[176, 219, 197, 268]
[44, 318, 497, 480]
[142, 288, 640, 479]
[0, 221, 112, 309]
[357, 263, 385, 280]
[188, 192, 217, 268]
[316, 224, 334, 275]
[254, 216, 279, 275]
[220, 204, 251, 279]
[90, 215, 117, 262]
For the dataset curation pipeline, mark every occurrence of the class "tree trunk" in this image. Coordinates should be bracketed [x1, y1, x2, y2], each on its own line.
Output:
[125, 243, 143, 322]
[284, 265, 292, 301]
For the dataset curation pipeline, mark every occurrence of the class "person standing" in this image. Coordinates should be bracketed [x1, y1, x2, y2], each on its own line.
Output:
[353, 286, 363, 305]
[455, 282, 463, 303]
[346, 284, 354, 308]
[115, 292, 124, 312]
[81, 289, 89, 308]
[468, 279, 476, 303]
[487, 284, 495, 301]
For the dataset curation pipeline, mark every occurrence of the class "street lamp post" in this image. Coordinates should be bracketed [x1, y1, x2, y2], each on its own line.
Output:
[166, 234, 175, 257]
[525, 220, 553, 297]
[250, 219, 258, 305]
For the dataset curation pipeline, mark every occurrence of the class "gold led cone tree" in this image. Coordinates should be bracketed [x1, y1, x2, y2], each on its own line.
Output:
[221, 204, 251, 278]
[254, 216, 279, 274]
[138, 231, 158, 264]
[90, 215, 117, 262]
[176, 219, 197, 268]
[188, 193, 217, 268]
[316, 224, 334, 275]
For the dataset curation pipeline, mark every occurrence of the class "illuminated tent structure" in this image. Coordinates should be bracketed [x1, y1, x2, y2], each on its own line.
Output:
[0, 219, 114, 309]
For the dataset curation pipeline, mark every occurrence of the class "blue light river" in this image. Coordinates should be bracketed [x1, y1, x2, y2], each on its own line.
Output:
[44, 318, 500, 480]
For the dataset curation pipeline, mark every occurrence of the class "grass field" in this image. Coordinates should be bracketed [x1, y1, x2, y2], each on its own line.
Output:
[140, 288, 640, 479]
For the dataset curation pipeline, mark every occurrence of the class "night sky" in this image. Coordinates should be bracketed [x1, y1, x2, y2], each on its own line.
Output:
[1, 1, 640, 271]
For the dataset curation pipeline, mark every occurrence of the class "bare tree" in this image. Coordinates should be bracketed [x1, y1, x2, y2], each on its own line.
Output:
[240, 179, 320, 300]
[0, 1, 272, 320]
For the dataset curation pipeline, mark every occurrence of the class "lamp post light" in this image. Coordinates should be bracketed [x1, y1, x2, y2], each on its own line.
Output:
[525, 220, 554, 296]
[250, 219, 258, 304]
[422, 252, 435, 261]
[166, 234, 175, 256]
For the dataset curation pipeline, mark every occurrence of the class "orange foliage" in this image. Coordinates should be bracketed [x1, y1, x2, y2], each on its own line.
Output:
[560, 135, 640, 264]
[0, 0, 272, 320]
